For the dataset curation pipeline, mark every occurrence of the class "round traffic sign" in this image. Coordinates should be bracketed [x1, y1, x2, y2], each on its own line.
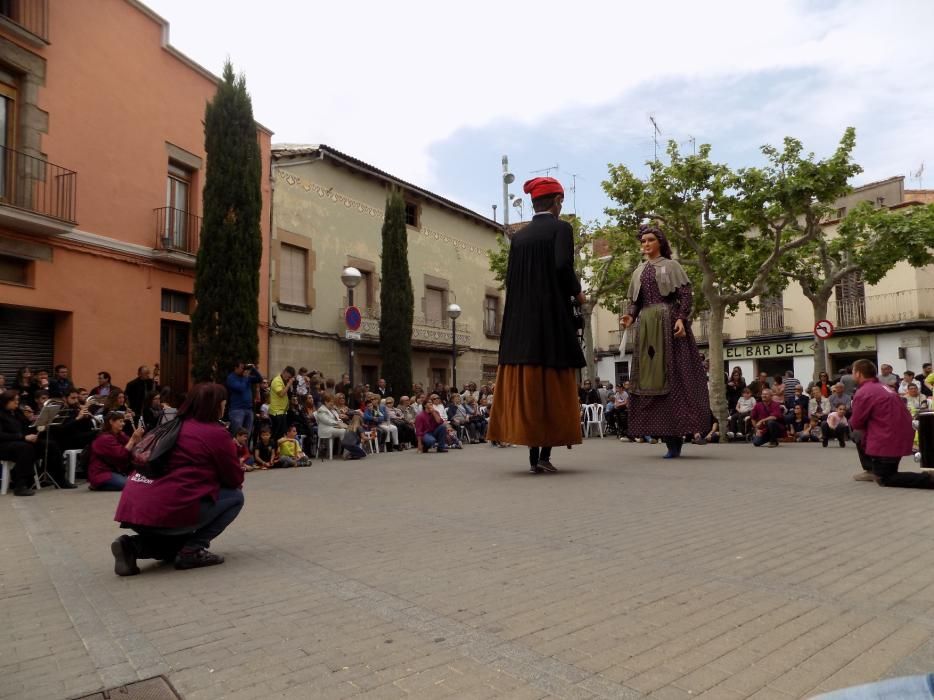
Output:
[345, 305, 362, 332]
[814, 319, 834, 340]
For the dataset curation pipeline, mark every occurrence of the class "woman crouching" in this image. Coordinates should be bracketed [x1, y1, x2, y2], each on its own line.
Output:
[110, 383, 244, 576]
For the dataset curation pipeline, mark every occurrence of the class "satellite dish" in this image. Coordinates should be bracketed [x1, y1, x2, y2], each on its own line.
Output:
[503, 172, 515, 184]
[512, 198, 523, 208]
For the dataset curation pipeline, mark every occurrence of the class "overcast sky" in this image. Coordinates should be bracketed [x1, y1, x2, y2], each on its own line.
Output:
[146, 0, 934, 223]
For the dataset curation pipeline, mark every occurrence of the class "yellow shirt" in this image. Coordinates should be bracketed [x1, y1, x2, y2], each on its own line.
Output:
[278, 438, 299, 458]
[269, 375, 288, 416]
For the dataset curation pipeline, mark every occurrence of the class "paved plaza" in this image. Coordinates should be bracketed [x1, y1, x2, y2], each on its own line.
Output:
[2, 438, 934, 700]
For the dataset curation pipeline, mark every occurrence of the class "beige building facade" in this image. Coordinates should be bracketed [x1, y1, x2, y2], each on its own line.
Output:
[594, 176, 934, 385]
[269, 145, 503, 391]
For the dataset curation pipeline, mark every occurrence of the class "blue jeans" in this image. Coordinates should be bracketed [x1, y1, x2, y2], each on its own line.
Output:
[185, 488, 245, 549]
[228, 408, 254, 438]
[421, 424, 448, 451]
[95, 472, 127, 491]
[753, 421, 785, 446]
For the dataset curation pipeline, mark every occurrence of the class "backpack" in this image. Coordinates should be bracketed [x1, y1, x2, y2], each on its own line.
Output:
[131, 417, 183, 479]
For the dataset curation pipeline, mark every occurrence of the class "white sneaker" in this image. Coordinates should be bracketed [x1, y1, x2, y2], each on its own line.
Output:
[634, 438, 644, 443]
[619, 437, 631, 442]
[726, 432, 735, 440]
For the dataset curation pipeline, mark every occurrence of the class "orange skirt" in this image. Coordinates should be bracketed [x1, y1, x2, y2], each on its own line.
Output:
[487, 365, 582, 447]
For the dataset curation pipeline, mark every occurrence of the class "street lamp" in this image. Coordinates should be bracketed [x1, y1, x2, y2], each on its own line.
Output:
[447, 302, 461, 390]
[341, 266, 362, 389]
[502, 155, 514, 243]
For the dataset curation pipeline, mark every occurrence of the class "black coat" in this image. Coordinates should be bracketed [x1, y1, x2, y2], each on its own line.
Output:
[497, 214, 585, 368]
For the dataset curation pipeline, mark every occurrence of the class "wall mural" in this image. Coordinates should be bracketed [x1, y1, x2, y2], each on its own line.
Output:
[279, 170, 491, 259]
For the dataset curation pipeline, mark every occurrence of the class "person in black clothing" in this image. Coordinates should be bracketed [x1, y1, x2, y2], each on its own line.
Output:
[579, 380, 601, 405]
[57, 390, 98, 452]
[375, 378, 392, 400]
[125, 365, 159, 417]
[725, 367, 746, 408]
[487, 177, 586, 473]
[13, 366, 36, 409]
[49, 365, 76, 399]
[0, 390, 76, 493]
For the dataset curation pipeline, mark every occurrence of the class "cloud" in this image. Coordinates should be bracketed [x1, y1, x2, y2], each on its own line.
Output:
[143, 0, 934, 215]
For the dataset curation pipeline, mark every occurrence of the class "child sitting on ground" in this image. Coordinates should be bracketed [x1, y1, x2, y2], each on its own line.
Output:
[253, 426, 276, 470]
[277, 424, 310, 467]
[341, 413, 369, 460]
[234, 428, 254, 471]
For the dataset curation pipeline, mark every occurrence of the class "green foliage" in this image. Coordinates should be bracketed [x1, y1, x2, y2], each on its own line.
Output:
[603, 128, 863, 421]
[191, 61, 263, 382]
[378, 191, 414, 399]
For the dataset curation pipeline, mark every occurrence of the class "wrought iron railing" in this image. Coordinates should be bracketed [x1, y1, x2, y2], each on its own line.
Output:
[693, 310, 730, 345]
[830, 289, 934, 329]
[746, 307, 792, 338]
[337, 307, 470, 346]
[155, 206, 201, 255]
[0, 145, 76, 222]
[0, 0, 49, 42]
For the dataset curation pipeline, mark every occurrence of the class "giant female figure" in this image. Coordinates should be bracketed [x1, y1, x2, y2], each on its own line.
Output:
[621, 225, 709, 458]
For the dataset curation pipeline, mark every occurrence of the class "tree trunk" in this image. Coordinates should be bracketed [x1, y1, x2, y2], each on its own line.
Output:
[581, 306, 595, 381]
[810, 293, 832, 381]
[705, 300, 729, 429]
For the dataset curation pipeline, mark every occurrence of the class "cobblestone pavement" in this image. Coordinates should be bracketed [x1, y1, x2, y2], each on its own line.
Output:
[2, 438, 934, 700]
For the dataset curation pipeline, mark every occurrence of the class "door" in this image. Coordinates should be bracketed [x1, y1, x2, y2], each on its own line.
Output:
[165, 165, 191, 249]
[159, 320, 190, 404]
[0, 306, 54, 385]
[361, 364, 379, 390]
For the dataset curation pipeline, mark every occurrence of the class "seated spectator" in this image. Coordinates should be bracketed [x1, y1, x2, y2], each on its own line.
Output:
[13, 366, 36, 409]
[234, 428, 254, 471]
[90, 371, 121, 399]
[878, 363, 899, 389]
[786, 404, 808, 440]
[334, 393, 351, 422]
[828, 383, 852, 415]
[125, 365, 159, 417]
[159, 387, 178, 425]
[785, 385, 809, 418]
[315, 393, 347, 453]
[579, 380, 600, 406]
[365, 396, 400, 451]
[807, 371, 833, 398]
[905, 384, 928, 413]
[0, 389, 41, 496]
[898, 371, 920, 397]
[690, 412, 719, 444]
[386, 397, 416, 447]
[276, 425, 308, 467]
[252, 426, 276, 470]
[726, 367, 746, 409]
[809, 387, 831, 422]
[49, 364, 76, 399]
[446, 394, 471, 440]
[751, 388, 785, 447]
[58, 389, 97, 452]
[142, 391, 164, 432]
[461, 382, 480, 404]
[823, 404, 850, 447]
[104, 391, 137, 436]
[415, 396, 448, 453]
[340, 413, 369, 460]
[88, 412, 145, 491]
[111, 382, 245, 575]
[727, 387, 756, 441]
[465, 396, 488, 443]
[748, 371, 771, 400]
[300, 396, 318, 453]
[800, 416, 822, 443]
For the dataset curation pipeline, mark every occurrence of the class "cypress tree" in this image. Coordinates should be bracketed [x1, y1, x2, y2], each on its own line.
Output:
[378, 191, 414, 400]
[191, 61, 262, 382]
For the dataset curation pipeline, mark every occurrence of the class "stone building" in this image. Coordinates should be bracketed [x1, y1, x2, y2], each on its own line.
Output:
[270, 145, 503, 390]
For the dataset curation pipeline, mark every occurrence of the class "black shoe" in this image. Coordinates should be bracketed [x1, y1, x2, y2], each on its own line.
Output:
[822, 440, 828, 448]
[529, 466, 544, 474]
[538, 461, 558, 472]
[174, 547, 225, 570]
[59, 480, 78, 490]
[838, 439, 846, 448]
[13, 485, 35, 497]
[111, 535, 140, 577]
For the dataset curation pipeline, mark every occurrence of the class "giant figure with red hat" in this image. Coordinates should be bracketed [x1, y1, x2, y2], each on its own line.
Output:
[487, 177, 586, 473]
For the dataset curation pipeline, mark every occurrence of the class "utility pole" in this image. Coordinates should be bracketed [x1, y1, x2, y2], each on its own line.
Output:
[649, 115, 661, 162]
[502, 156, 515, 243]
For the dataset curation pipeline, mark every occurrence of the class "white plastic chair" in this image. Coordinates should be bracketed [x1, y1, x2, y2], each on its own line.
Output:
[584, 404, 605, 438]
[64, 449, 82, 484]
[364, 431, 380, 455]
[316, 436, 334, 461]
[1, 461, 12, 495]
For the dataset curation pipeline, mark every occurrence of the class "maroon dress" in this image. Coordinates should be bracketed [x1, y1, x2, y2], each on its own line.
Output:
[628, 265, 710, 437]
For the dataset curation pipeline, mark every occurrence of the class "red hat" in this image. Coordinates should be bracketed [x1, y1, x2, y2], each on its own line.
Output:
[522, 176, 564, 200]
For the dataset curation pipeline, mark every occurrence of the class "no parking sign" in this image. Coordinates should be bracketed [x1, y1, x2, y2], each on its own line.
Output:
[814, 319, 834, 340]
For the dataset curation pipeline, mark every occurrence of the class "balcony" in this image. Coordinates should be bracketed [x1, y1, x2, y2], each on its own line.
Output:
[0, 145, 77, 234]
[746, 307, 792, 338]
[0, 0, 49, 44]
[693, 310, 731, 345]
[338, 306, 470, 349]
[830, 289, 934, 329]
[153, 206, 201, 267]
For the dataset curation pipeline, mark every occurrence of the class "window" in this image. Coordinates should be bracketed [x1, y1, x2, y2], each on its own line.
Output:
[160, 290, 191, 314]
[0, 80, 16, 200]
[430, 367, 448, 387]
[164, 163, 193, 248]
[835, 270, 866, 328]
[279, 243, 308, 307]
[404, 201, 420, 228]
[484, 295, 500, 335]
[482, 364, 498, 383]
[425, 287, 444, 322]
[357, 270, 374, 310]
[0, 253, 28, 285]
[835, 207, 846, 219]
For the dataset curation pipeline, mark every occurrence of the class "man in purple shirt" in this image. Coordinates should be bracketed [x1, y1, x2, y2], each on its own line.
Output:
[850, 359, 929, 487]
[751, 388, 786, 447]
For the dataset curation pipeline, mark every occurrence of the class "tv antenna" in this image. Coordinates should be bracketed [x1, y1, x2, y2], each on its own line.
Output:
[530, 163, 559, 177]
[569, 173, 585, 216]
[649, 115, 662, 162]
[911, 162, 925, 189]
[682, 134, 696, 155]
